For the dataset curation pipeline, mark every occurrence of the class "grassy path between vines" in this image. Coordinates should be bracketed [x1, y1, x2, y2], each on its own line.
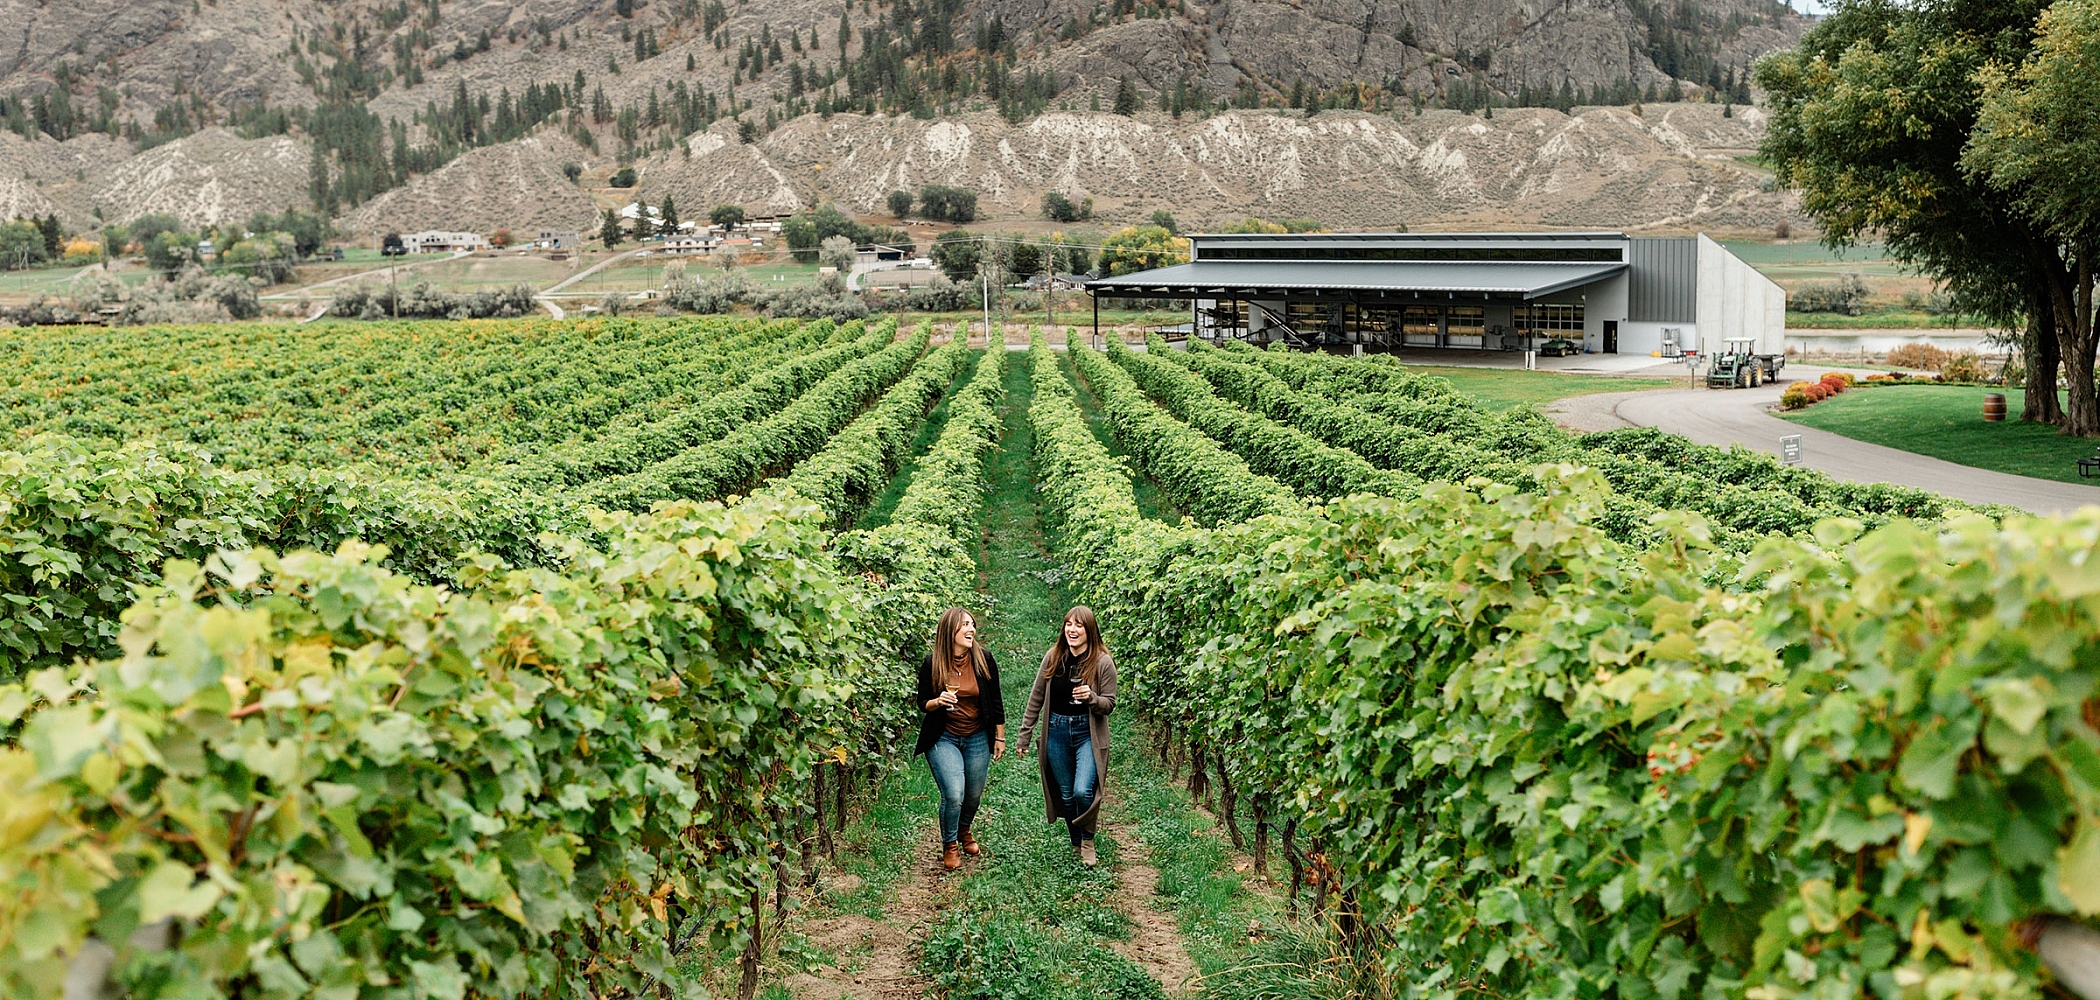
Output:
[759, 349, 1307, 999]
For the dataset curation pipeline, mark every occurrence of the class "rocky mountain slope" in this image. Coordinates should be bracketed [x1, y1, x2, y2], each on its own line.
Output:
[0, 0, 1809, 236]
[657, 102, 1790, 233]
[0, 128, 311, 229]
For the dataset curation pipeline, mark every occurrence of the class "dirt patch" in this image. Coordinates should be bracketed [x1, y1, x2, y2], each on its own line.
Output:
[783, 826, 952, 1000]
[1102, 818, 1202, 998]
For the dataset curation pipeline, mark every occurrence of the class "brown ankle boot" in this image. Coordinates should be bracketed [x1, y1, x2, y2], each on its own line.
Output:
[958, 829, 982, 856]
[941, 842, 962, 870]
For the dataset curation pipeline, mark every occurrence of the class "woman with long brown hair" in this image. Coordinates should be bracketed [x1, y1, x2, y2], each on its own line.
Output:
[913, 606, 1006, 871]
[1017, 606, 1116, 866]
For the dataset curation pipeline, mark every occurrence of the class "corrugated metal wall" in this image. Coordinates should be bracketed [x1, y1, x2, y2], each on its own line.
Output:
[1628, 238, 1697, 322]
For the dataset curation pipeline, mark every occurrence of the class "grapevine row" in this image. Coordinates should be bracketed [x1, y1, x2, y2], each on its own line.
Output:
[766, 325, 967, 530]
[496, 319, 879, 489]
[1035, 336, 2095, 1000]
[1222, 340, 1977, 524]
[1102, 336, 1421, 502]
[0, 325, 1004, 1000]
[1066, 339, 1302, 525]
[0, 317, 810, 475]
[574, 322, 927, 512]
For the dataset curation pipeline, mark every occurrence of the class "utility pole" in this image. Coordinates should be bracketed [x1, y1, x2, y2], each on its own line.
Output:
[980, 255, 991, 348]
[1043, 239, 1056, 328]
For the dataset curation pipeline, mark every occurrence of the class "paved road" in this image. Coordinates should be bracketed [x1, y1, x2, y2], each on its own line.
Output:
[1546, 374, 2100, 516]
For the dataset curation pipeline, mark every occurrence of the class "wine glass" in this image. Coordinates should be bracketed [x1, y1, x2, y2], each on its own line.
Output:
[1069, 661, 1087, 707]
[943, 671, 960, 710]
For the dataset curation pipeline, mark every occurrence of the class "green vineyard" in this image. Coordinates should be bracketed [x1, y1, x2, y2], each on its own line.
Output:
[0, 318, 2093, 1000]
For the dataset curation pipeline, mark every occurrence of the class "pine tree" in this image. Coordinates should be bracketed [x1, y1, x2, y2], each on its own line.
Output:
[601, 207, 623, 248]
[660, 195, 680, 235]
[1112, 76, 1139, 116]
[38, 213, 62, 256]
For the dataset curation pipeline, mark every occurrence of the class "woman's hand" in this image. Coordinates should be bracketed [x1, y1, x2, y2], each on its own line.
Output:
[1073, 683, 1093, 703]
[992, 736, 1007, 760]
[928, 690, 957, 711]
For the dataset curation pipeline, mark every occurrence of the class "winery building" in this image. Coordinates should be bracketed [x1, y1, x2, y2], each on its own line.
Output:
[1085, 232, 1784, 358]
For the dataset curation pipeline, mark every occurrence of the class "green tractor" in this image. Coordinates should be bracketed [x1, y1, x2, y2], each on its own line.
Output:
[1705, 337, 1785, 389]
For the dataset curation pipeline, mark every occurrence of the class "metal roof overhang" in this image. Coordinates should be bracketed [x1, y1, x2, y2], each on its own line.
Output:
[1086, 260, 1628, 301]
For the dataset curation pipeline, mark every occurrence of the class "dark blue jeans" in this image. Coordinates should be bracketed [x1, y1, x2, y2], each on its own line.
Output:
[927, 730, 990, 845]
[1045, 713, 1096, 844]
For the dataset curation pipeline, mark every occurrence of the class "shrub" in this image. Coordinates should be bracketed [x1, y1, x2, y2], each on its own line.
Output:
[819, 234, 858, 273]
[330, 281, 537, 320]
[1939, 351, 1987, 382]
[1779, 383, 1812, 409]
[60, 238, 101, 264]
[1041, 191, 1081, 223]
[661, 272, 752, 313]
[1790, 273, 1869, 315]
[878, 274, 974, 312]
[609, 165, 638, 188]
[756, 284, 869, 322]
[1885, 342, 1949, 370]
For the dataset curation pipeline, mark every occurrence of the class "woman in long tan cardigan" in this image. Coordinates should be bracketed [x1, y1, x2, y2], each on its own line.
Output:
[1017, 606, 1116, 866]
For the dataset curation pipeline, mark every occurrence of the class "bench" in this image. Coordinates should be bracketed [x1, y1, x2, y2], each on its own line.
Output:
[2080, 451, 2100, 478]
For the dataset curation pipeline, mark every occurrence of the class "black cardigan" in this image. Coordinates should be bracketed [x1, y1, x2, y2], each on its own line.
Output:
[912, 651, 1005, 757]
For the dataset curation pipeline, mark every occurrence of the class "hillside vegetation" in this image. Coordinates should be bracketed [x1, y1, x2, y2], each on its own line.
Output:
[0, 0, 1805, 235]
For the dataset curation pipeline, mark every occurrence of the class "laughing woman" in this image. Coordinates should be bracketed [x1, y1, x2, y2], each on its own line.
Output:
[914, 606, 1007, 871]
[1018, 606, 1117, 867]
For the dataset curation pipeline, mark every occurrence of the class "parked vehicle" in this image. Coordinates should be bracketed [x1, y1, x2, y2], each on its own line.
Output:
[1538, 338, 1579, 357]
[1706, 337, 1786, 388]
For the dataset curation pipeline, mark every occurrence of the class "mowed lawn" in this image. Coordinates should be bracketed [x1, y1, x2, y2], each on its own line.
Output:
[1409, 366, 1683, 410]
[1781, 384, 2097, 483]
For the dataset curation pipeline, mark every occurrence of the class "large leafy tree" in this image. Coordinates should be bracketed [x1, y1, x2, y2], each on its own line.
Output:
[1097, 225, 1189, 277]
[1757, 0, 2072, 427]
[1964, 0, 2100, 434]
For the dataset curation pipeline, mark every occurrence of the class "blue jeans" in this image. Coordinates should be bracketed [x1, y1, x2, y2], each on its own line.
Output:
[927, 730, 990, 845]
[1045, 714, 1096, 844]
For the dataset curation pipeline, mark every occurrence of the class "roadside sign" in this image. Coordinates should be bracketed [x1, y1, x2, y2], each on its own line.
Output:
[1780, 435, 1803, 466]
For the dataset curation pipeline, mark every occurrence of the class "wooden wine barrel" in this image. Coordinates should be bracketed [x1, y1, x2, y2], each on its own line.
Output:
[1984, 392, 2007, 422]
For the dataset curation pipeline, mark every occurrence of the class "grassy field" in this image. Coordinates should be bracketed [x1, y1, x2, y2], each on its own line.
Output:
[0, 263, 102, 295]
[1408, 366, 1682, 410]
[1720, 240, 1986, 329]
[1784, 310, 1977, 330]
[390, 254, 577, 291]
[1780, 384, 2099, 483]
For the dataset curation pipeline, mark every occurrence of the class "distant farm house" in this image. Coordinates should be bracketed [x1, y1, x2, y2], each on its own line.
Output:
[661, 235, 720, 254]
[536, 230, 583, 250]
[404, 231, 492, 253]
